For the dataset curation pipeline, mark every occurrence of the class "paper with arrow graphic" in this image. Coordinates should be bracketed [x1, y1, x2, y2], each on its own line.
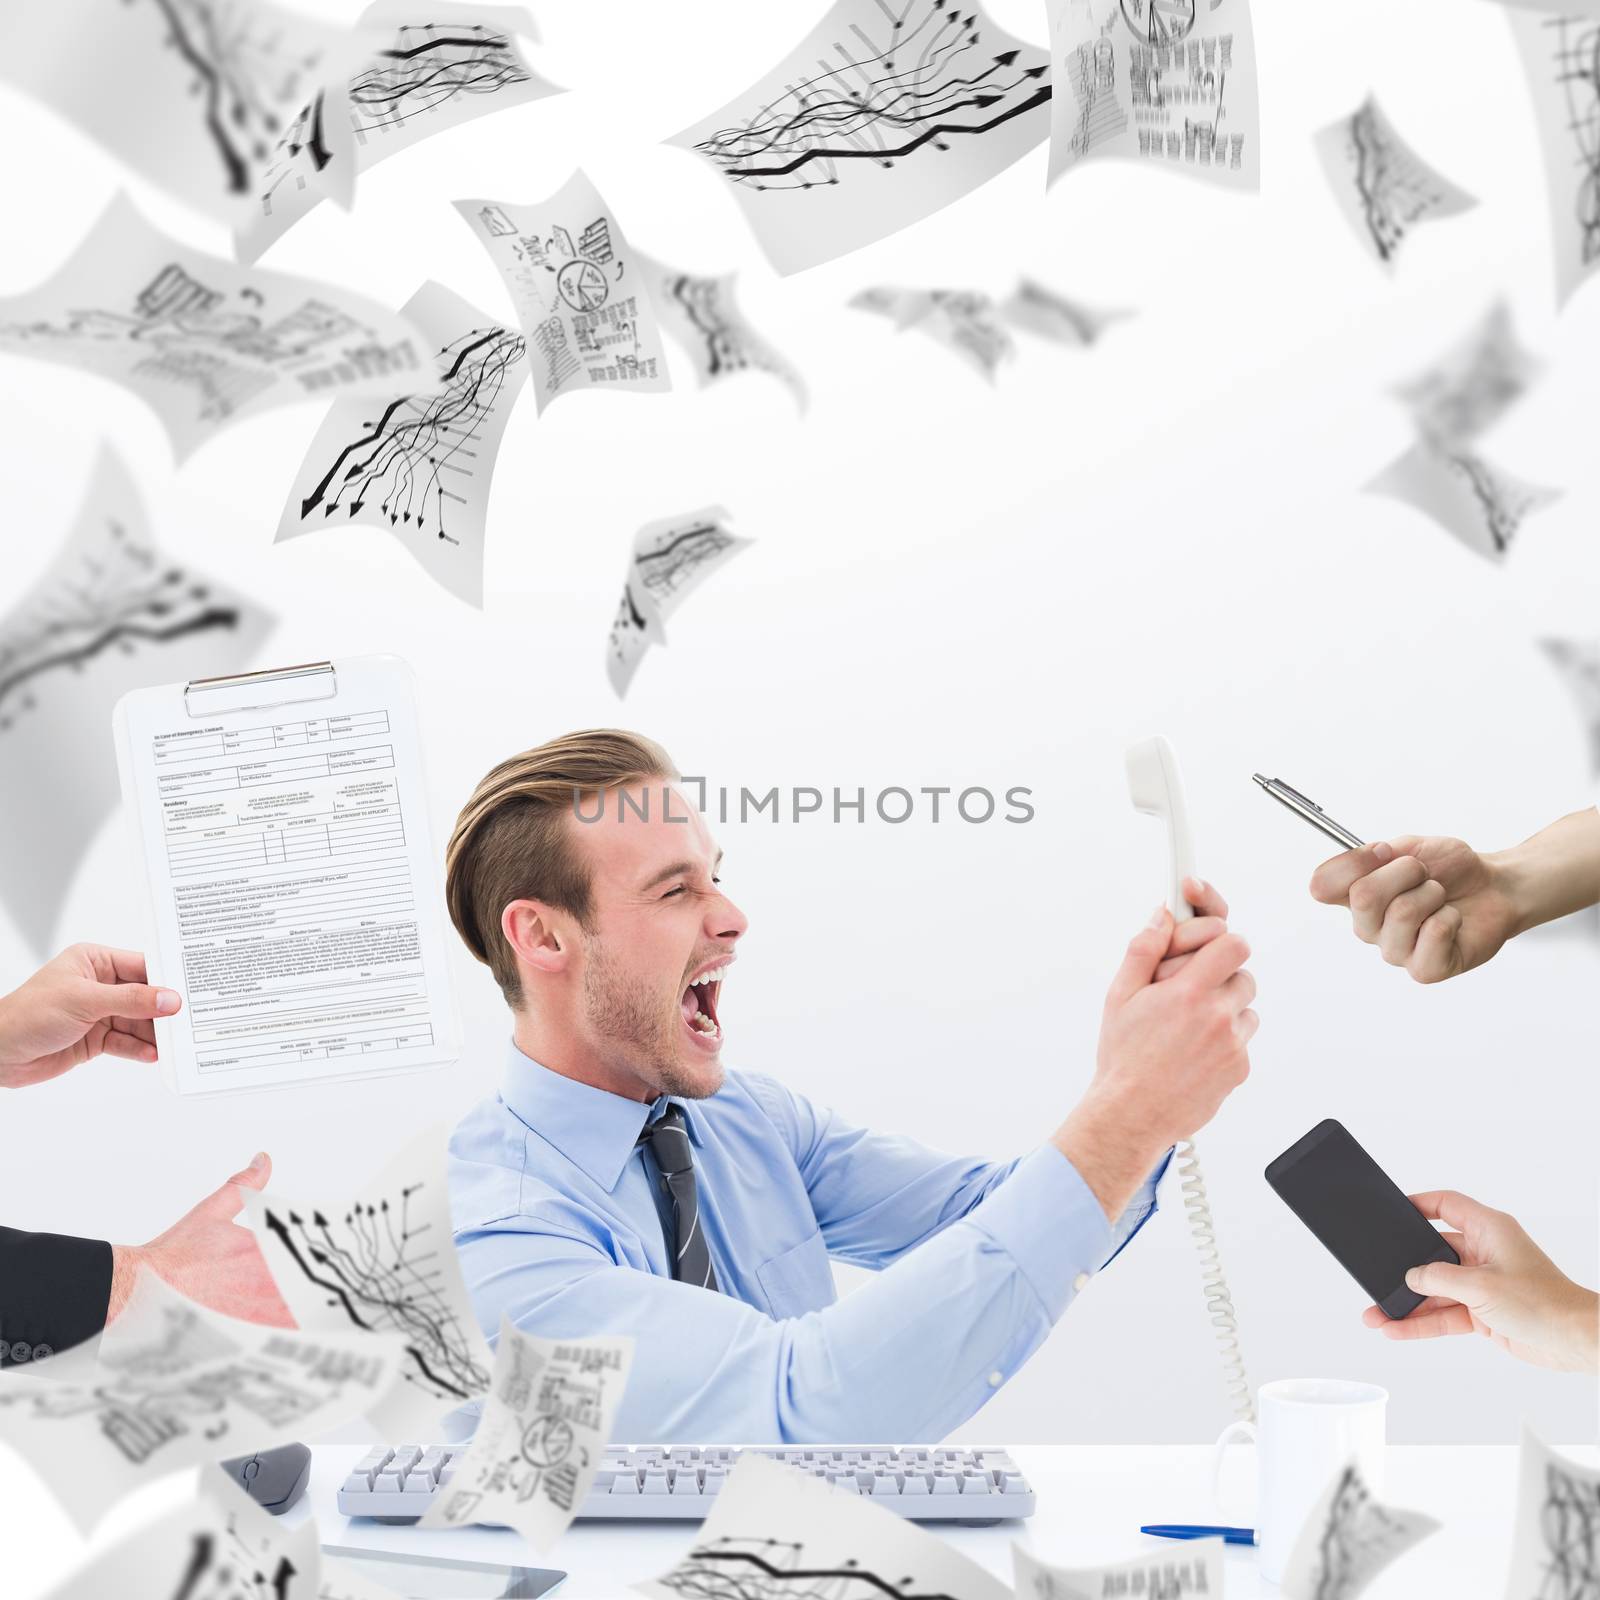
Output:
[275, 280, 528, 607]
[668, 0, 1052, 274]
[0, 0, 365, 232]
[238, 3, 562, 262]
[242, 1127, 494, 1438]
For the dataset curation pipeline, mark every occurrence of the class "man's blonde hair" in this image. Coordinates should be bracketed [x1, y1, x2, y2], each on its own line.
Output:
[445, 729, 676, 1004]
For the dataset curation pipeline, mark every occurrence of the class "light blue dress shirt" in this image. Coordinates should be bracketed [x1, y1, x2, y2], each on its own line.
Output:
[449, 1043, 1168, 1444]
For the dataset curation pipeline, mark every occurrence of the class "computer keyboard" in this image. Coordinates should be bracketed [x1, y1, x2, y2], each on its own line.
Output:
[337, 1445, 1036, 1524]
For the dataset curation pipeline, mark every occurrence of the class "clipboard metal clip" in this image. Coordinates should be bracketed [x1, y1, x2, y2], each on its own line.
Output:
[183, 661, 339, 719]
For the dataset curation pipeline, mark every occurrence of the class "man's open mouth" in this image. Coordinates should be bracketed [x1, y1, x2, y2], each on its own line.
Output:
[680, 959, 730, 1042]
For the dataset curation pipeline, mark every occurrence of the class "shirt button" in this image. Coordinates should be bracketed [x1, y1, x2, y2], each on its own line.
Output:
[987, 1370, 1004, 1388]
[1073, 1272, 1090, 1292]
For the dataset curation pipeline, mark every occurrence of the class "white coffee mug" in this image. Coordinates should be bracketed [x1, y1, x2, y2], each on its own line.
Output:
[1213, 1378, 1388, 1584]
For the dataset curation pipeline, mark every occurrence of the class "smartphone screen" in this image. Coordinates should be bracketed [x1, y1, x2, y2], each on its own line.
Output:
[1265, 1119, 1460, 1320]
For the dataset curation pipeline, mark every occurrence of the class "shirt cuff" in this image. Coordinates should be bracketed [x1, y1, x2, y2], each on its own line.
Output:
[962, 1144, 1116, 1321]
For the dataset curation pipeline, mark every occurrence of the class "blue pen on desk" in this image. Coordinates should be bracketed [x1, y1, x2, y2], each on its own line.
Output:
[1141, 1525, 1256, 1547]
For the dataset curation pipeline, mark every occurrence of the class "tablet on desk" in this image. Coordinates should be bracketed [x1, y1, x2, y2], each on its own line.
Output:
[321, 1545, 565, 1598]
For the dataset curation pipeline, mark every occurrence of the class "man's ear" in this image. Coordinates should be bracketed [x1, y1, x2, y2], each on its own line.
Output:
[502, 900, 568, 977]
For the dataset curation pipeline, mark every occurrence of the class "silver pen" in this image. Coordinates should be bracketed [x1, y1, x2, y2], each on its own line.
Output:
[1252, 775, 1366, 850]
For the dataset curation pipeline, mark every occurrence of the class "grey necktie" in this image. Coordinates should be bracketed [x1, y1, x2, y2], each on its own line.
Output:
[637, 1104, 719, 1292]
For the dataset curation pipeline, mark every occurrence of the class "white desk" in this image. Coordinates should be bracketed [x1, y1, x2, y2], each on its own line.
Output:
[292, 1441, 1591, 1597]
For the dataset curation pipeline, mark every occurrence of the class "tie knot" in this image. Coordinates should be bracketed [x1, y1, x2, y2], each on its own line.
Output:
[640, 1104, 694, 1175]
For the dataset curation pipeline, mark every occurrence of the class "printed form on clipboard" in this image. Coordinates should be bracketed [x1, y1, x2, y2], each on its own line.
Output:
[113, 655, 461, 1095]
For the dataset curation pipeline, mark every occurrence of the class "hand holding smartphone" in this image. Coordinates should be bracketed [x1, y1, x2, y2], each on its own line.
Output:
[1265, 1119, 1460, 1320]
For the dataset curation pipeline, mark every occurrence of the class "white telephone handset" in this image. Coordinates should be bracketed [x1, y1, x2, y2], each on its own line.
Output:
[1125, 737, 1255, 1424]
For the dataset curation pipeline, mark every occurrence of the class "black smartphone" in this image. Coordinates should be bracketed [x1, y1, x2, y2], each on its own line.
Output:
[1265, 1118, 1460, 1320]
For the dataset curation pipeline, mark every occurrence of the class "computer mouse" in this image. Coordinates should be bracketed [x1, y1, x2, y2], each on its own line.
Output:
[219, 1442, 312, 1515]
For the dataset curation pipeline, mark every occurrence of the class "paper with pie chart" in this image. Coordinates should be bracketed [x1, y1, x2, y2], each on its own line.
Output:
[455, 169, 669, 413]
[419, 1318, 632, 1548]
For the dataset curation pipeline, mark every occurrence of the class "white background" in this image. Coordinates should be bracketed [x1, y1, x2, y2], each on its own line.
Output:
[1, 6, 1597, 1575]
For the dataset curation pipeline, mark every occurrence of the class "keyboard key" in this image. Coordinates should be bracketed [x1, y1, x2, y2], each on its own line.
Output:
[610, 1472, 639, 1495]
[960, 1473, 991, 1495]
[390, 1446, 422, 1476]
[703, 1469, 727, 1494]
[670, 1470, 701, 1496]
[374, 1471, 406, 1494]
[931, 1475, 959, 1496]
[642, 1470, 670, 1495]
[902, 1474, 930, 1495]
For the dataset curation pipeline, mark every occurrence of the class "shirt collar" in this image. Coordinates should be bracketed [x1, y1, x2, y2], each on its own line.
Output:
[500, 1041, 704, 1192]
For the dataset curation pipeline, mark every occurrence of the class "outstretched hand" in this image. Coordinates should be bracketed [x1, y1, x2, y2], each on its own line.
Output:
[0, 945, 181, 1089]
[1362, 1190, 1598, 1373]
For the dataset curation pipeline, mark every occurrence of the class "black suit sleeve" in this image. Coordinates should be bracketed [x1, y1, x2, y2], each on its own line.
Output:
[0, 1226, 113, 1366]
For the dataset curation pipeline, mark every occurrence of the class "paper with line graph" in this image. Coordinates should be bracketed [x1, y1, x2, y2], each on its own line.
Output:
[237, 3, 563, 262]
[1313, 95, 1476, 270]
[607, 507, 751, 697]
[275, 281, 528, 607]
[668, 0, 1052, 275]
[242, 1127, 492, 1438]
[1511, 10, 1600, 305]
[114, 654, 462, 1096]
[0, 448, 274, 958]
[1044, 0, 1260, 191]
[420, 1318, 632, 1548]
[638, 1452, 1010, 1600]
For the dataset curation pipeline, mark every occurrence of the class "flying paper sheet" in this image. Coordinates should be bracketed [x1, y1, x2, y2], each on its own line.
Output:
[0, 0, 364, 230]
[39, 1462, 324, 1600]
[1045, 0, 1260, 190]
[1392, 301, 1541, 449]
[1013, 1540, 1223, 1598]
[1493, 0, 1600, 11]
[239, 5, 563, 263]
[851, 286, 1016, 378]
[0, 195, 436, 461]
[638, 1452, 1012, 1600]
[607, 507, 750, 697]
[668, 0, 1052, 275]
[418, 1318, 631, 1548]
[1314, 95, 1477, 269]
[456, 170, 670, 413]
[242, 1126, 495, 1438]
[1504, 1428, 1600, 1599]
[1512, 9, 1600, 304]
[0, 447, 274, 956]
[275, 281, 528, 607]
[1540, 637, 1600, 774]
[1001, 278, 1134, 345]
[0, 1271, 405, 1531]
[849, 285, 941, 328]
[643, 255, 807, 411]
[915, 291, 1017, 379]
[1365, 442, 1560, 563]
[1279, 1461, 1439, 1600]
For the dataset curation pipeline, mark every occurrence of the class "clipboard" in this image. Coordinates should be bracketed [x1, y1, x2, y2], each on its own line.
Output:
[113, 654, 461, 1096]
